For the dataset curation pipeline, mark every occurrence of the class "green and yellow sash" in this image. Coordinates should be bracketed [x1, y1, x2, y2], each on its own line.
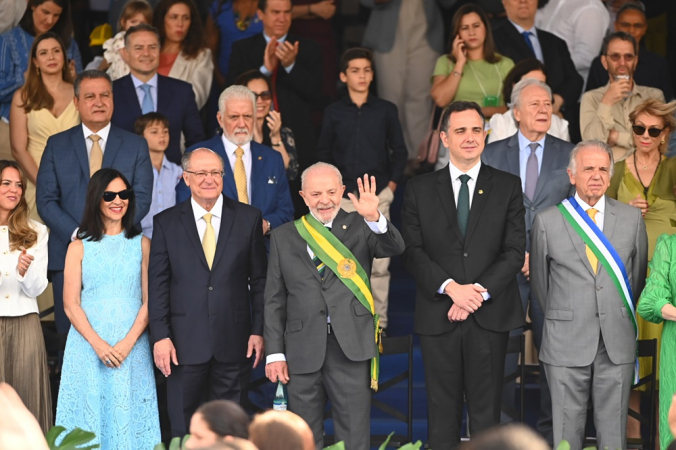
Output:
[295, 213, 382, 391]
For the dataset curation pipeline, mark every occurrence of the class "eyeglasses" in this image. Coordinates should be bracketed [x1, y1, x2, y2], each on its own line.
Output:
[253, 91, 272, 101]
[102, 189, 132, 202]
[185, 170, 225, 180]
[632, 125, 665, 138]
[605, 53, 635, 62]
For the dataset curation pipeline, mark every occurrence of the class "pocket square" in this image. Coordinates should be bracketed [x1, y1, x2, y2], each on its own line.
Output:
[268, 176, 277, 184]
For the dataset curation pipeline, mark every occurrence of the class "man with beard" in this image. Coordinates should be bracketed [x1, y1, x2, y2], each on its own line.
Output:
[581, 32, 664, 162]
[264, 163, 405, 449]
[177, 85, 294, 242]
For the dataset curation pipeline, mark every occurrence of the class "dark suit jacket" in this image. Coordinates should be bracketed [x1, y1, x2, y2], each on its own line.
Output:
[148, 195, 267, 365]
[36, 124, 153, 271]
[492, 20, 583, 113]
[402, 164, 526, 335]
[227, 34, 321, 168]
[483, 133, 574, 251]
[176, 136, 294, 231]
[111, 74, 205, 165]
[264, 209, 405, 374]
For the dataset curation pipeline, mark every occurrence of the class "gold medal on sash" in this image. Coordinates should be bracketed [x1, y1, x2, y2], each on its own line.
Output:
[337, 258, 357, 278]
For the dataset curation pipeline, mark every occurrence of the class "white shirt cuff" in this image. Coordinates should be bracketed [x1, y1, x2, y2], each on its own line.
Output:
[475, 283, 491, 300]
[364, 212, 387, 234]
[284, 62, 295, 73]
[266, 353, 286, 365]
[260, 64, 272, 76]
[438, 279, 453, 294]
[71, 227, 79, 241]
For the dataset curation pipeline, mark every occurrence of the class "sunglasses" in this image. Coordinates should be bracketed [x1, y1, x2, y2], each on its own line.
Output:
[605, 53, 635, 62]
[632, 125, 664, 138]
[254, 91, 272, 101]
[102, 189, 132, 202]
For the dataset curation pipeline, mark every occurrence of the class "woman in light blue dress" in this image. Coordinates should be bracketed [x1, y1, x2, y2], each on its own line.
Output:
[56, 169, 160, 449]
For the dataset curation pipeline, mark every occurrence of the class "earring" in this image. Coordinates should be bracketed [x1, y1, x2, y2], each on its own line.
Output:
[661, 139, 666, 144]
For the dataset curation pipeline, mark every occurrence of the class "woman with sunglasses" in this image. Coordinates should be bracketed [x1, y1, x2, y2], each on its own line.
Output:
[56, 169, 160, 448]
[235, 70, 299, 181]
[606, 98, 676, 445]
[0, 160, 51, 434]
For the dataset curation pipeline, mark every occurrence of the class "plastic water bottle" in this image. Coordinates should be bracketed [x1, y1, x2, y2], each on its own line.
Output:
[272, 380, 287, 411]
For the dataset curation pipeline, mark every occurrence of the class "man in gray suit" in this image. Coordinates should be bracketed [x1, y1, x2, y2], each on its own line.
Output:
[530, 140, 648, 450]
[483, 78, 574, 442]
[264, 163, 405, 450]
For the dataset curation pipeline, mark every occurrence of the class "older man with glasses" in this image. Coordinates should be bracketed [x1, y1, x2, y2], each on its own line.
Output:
[581, 31, 664, 162]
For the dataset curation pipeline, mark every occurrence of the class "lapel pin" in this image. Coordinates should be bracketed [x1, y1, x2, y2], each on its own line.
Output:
[342, 225, 347, 230]
[258, 156, 262, 160]
[478, 190, 484, 194]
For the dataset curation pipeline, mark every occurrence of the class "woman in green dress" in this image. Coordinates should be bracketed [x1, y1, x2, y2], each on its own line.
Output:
[607, 98, 676, 446]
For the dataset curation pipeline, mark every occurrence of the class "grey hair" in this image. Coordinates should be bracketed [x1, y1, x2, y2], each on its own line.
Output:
[218, 85, 256, 115]
[74, 70, 112, 98]
[181, 148, 225, 172]
[300, 162, 343, 191]
[568, 140, 615, 176]
[510, 78, 553, 123]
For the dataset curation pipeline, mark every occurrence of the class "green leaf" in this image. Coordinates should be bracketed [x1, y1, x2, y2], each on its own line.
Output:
[322, 442, 346, 450]
[400, 442, 423, 450]
[378, 432, 395, 450]
[168, 436, 184, 450]
[46, 426, 99, 450]
[153, 444, 167, 450]
[556, 441, 572, 450]
[46, 426, 67, 446]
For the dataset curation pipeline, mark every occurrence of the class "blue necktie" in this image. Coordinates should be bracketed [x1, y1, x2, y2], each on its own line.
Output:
[140, 84, 154, 114]
[522, 31, 535, 54]
[457, 174, 470, 238]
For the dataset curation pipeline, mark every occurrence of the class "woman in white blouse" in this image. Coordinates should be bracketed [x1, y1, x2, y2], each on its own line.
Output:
[0, 160, 50, 433]
[487, 58, 570, 144]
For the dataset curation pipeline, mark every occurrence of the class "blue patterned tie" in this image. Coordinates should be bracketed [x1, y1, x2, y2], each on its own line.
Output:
[457, 174, 470, 238]
[522, 31, 535, 54]
[140, 84, 154, 114]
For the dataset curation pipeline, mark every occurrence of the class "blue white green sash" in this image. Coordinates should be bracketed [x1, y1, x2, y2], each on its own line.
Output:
[557, 197, 639, 383]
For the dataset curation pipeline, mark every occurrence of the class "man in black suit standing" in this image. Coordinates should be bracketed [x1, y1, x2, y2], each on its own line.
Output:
[402, 101, 526, 449]
[149, 148, 267, 437]
[227, 0, 321, 214]
[491, 0, 582, 139]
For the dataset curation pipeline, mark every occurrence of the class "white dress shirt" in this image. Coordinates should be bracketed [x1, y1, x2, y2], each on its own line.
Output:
[131, 73, 159, 112]
[222, 135, 252, 200]
[266, 210, 388, 365]
[574, 192, 605, 232]
[508, 20, 544, 63]
[81, 122, 111, 157]
[0, 220, 49, 317]
[191, 195, 224, 242]
[438, 160, 491, 299]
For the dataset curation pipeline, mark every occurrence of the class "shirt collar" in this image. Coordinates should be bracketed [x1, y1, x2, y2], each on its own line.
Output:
[131, 73, 158, 90]
[574, 192, 605, 215]
[517, 130, 546, 152]
[342, 93, 375, 107]
[509, 19, 537, 36]
[82, 122, 111, 142]
[448, 159, 482, 182]
[263, 32, 287, 44]
[221, 134, 251, 156]
[191, 194, 224, 222]
[161, 155, 174, 170]
[310, 211, 334, 228]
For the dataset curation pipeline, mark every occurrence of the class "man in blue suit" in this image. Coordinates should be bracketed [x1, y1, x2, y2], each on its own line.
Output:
[177, 86, 293, 239]
[37, 70, 153, 334]
[111, 24, 204, 165]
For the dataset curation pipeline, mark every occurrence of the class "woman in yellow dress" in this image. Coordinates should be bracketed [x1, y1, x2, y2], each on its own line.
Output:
[606, 98, 676, 441]
[9, 31, 79, 223]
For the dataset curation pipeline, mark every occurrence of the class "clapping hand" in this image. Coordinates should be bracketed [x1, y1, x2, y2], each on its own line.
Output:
[276, 41, 299, 68]
[264, 38, 280, 72]
[16, 248, 33, 277]
[628, 194, 648, 216]
[267, 110, 283, 140]
[347, 174, 380, 222]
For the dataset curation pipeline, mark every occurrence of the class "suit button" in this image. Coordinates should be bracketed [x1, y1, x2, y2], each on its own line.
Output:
[596, 286, 602, 291]
[463, 253, 468, 257]
[4, 294, 8, 299]
[596, 313, 599, 317]
[209, 287, 213, 291]
[320, 310, 326, 315]
[531, 207, 536, 211]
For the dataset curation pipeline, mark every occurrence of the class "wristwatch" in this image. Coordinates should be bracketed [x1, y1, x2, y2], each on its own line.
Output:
[265, 219, 272, 235]
[452, 71, 462, 77]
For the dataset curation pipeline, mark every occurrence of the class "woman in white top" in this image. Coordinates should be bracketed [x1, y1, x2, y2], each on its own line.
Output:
[487, 58, 570, 144]
[0, 160, 50, 433]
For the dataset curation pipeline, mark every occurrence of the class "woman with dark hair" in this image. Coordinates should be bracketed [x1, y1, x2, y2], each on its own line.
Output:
[0, 0, 82, 160]
[9, 32, 78, 223]
[430, 3, 513, 118]
[154, 0, 214, 109]
[0, 160, 51, 434]
[55, 169, 160, 448]
[185, 400, 250, 449]
[487, 58, 570, 143]
[234, 70, 298, 180]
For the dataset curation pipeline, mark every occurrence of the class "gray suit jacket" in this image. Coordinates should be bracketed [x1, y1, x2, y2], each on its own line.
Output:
[264, 210, 405, 374]
[530, 197, 648, 367]
[483, 133, 574, 251]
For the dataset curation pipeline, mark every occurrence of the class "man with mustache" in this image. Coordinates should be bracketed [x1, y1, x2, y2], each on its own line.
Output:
[264, 163, 405, 449]
[176, 85, 293, 243]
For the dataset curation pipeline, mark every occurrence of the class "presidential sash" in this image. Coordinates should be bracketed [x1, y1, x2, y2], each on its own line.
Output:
[557, 197, 639, 383]
[294, 214, 382, 391]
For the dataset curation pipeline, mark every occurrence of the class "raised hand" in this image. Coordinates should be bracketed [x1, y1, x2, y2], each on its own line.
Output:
[276, 41, 299, 68]
[16, 248, 33, 277]
[347, 174, 380, 222]
[264, 37, 280, 72]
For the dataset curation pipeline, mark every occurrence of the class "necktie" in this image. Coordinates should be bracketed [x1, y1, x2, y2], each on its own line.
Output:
[522, 30, 535, 54]
[89, 134, 103, 177]
[524, 142, 539, 200]
[234, 147, 249, 204]
[140, 84, 154, 114]
[202, 213, 216, 269]
[271, 65, 280, 112]
[586, 208, 599, 274]
[457, 174, 470, 237]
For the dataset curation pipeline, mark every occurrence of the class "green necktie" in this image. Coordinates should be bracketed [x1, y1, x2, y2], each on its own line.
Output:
[457, 174, 470, 237]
